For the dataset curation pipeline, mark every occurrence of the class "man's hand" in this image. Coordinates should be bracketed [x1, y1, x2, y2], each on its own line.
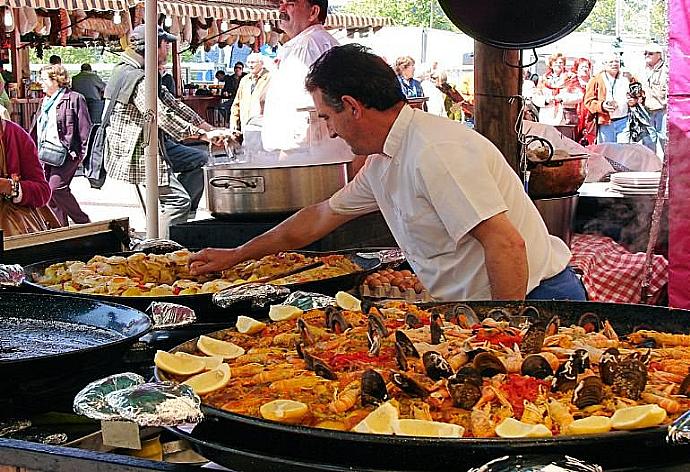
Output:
[189, 248, 243, 276]
[200, 128, 236, 147]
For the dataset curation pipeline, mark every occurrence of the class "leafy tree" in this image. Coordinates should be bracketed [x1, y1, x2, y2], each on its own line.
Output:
[341, 0, 459, 32]
[29, 46, 120, 65]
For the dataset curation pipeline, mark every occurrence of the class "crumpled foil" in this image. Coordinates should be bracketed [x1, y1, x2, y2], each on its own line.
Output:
[0, 264, 26, 287]
[212, 283, 290, 309]
[147, 302, 197, 329]
[0, 419, 31, 437]
[73, 373, 146, 421]
[283, 291, 335, 311]
[104, 382, 203, 427]
[9, 431, 68, 445]
[356, 248, 405, 267]
[130, 238, 185, 254]
[468, 455, 602, 472]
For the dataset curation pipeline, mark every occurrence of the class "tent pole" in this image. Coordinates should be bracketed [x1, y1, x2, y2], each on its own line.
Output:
[144, 0, 160, 238]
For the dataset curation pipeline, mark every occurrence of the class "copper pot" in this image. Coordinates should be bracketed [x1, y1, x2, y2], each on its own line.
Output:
[527, 155, 588, 199]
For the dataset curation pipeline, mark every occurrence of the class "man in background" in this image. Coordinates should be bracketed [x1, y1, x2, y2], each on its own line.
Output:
[230, 53, 271, 133]
[49, 55, 62, 65]
[222, 62, 245, 104]
[641, 43, 668, 153]
[71, 63, 106, 124]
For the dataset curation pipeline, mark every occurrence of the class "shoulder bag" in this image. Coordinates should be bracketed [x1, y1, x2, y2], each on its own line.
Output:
[38, 141, 68, 167]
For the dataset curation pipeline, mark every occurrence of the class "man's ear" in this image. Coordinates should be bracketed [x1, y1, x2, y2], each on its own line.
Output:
[309, 5, 320, 22]
[341, 95, 362, 118]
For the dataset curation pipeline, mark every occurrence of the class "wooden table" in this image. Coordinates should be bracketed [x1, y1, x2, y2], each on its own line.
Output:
[9, 97, 41, 132]
[180, 95, 224, 124]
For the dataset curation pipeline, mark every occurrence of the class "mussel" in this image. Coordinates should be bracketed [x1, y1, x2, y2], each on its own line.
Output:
[405, 312, 424, 329]
[422, 351, 454, 380]
[361, 369, 389, 406]
[612, 357, 647, 400]
[390, 372, 429, 398]
[521, 313, 559, 354]
[395, 343, 409, 371]
[521, 354, 554, 380]
[324, 306, 351, 334]
[367, 313, 388, 357]
[297, 318, 315, 346]
[552, 360, 578, 392]
[430, 312, 445, 344]
[577, 312, 601, 333]
[571, 349, 591, 373]
[486, 308, 512, 323]
[447, 367, 483, 409]
[599, 347, 620, 385]
[679, 371, 690, 398]
[473, 352, 507, 378]
[448, 304, 480, 328]
[395, 330, 419, 358]
[313, 358, 338, 380]
[368, 312, 389, 337]
[572, 376, 604, 409]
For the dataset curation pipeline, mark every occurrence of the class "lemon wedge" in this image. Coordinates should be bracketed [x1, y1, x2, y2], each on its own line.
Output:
[335, 291, 362, 312]
[268, 304, 303, 322]
[197, 335, 245, 359]
[352, 401, 398, 434]
[183, 363, 231, 395]
[495, 418, 553, 438]
[611, 404, 667, 430]
[174, 352, 224, 370]
[393, 419, 464, 438]
[259, 399, 309, 424]
[564, 415, 613, 435]
[235, 315, 267, 334]
[154, 350, 205, 376]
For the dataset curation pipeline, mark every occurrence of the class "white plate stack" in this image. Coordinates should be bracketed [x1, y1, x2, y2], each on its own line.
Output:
[609, 171, 661, 195]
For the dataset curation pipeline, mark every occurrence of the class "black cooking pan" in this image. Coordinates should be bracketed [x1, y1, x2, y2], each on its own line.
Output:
[21, 249, 382, 321]
[437, 0, 597, 49]
[0, 292, 151, 416]
[161, 300, 690, 472]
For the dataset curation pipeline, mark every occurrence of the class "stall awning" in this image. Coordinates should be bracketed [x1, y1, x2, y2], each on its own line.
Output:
[0, 0, 135, 11]
[158, 0, 279, 22]
[325, 13, 392, 29]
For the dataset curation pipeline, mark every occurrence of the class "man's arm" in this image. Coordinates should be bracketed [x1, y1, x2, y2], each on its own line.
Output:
[469, 211, 528, 300]
[189, 200, 357, 275]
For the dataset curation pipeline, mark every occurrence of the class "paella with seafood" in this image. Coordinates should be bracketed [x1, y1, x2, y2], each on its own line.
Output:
[157, 300, 690, 438]
[33, 251, 361, 297]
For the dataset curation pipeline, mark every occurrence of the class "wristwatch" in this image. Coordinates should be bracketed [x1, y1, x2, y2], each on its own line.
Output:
[3, 178, 19, 201]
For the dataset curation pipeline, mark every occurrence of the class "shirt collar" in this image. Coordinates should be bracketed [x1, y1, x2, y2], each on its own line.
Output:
[284, 24, 324, 46]
[382, 104, 414, 158]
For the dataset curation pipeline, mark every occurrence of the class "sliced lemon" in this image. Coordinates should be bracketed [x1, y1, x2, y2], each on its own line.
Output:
[495, 418, 553, 438]
[564, 415, 613, 435]
[154, 350, 205, 376]
[235, 315, 267, 335]
[259, 399, 309, 424]
[335, 291, 362, 312]
[611, 404, 667, 430]
[197, 335, 245, 359]
[183, 363, 231, 395]
[268, 304, 303, 322]
[174, 352, 224, 370]
[393, 419, 464, 438]
[352, 401, 398, 434]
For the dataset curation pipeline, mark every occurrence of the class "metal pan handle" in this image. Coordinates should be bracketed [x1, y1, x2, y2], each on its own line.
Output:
[209, 176, 258, 189]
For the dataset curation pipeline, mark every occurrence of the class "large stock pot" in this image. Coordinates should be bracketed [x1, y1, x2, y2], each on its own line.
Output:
[205, 161, 349, 218]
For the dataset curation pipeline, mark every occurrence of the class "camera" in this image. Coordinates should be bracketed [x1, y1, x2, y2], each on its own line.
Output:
[629, 82, 643, 98]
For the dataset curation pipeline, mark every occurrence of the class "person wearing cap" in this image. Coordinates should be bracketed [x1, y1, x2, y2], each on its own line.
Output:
[103, 25, 231, 237]
[260, 0, 340, 152]
[641, 43, 667, 152]
[229, 53, 271, 132]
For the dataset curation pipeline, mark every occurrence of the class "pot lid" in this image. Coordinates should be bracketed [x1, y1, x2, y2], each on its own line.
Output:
[437, 0, 597, 49]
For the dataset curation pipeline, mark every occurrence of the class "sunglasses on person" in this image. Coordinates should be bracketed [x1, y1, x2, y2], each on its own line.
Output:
[644, 51, 659, 56]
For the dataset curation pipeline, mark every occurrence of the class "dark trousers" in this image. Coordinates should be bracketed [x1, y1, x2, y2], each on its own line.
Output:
[163, 139, 206, 213]
[44, 155, 90, 226]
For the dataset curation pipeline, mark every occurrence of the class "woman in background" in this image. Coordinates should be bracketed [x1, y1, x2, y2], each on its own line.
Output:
[533, 52, 570, 125]
[37, 64, 91, 226]
[394, 56, 424, 99]
[0, 116, 55, 236]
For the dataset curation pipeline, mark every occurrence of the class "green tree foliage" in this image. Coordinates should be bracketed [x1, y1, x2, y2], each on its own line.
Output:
[342, 0, 459, 32]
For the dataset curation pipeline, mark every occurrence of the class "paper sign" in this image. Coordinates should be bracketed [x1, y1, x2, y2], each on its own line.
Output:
[101, 420, 141, 449]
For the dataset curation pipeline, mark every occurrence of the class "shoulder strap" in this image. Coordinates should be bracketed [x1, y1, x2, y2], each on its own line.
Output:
[101, 67, 134, 127]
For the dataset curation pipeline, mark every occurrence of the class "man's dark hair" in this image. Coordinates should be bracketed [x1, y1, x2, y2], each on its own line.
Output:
[234, 62, 244, 69]
[215, 70, 226, 78]
[305, 43, 404, 112]
[49, 55, 62, 65]
[81, 63, 92, 72]
[307, 0, 328, 23]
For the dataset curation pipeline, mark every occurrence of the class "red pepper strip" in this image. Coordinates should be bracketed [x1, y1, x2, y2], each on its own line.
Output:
[474, 329, 522, 346]
[328, 347, 396, 370]
[173, 286, 182, 295]
[499, 374, 550, 418]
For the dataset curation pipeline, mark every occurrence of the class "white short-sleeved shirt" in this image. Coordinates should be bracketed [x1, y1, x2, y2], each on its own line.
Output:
[329, 105, 572, 301]
[261, 24, 339, 152]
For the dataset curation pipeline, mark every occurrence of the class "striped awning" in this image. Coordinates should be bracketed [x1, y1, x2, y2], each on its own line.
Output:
[0, 0, 135, 11]
[325, 13, 391, 29]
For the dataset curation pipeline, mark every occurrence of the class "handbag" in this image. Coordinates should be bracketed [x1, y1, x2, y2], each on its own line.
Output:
[38, 141, 68, 167]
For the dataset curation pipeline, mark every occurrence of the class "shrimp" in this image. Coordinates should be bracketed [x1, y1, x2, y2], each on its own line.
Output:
[547, 398, 574, 430]
[229, 363, 264, 377]
[629, 331, 690, 348]
[250, 366, 295, 384]
[269, 376, 324, 393]
[329, 381, 361, 413]
[640, 391, 683, 414]
[500, 344, 523, 373]
[470, 404, 496, 437]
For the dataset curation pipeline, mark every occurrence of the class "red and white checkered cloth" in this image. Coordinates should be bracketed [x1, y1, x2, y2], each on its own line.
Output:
[570, 234, 668, 304]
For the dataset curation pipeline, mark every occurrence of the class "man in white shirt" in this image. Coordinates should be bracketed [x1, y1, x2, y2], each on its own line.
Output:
[190, 44, 585, 302]
[260, 0, 339, 151]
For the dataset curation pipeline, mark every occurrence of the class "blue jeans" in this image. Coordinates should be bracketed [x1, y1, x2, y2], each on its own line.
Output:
[649, 108, 667, 149]
[527, 266, 587, 301]
[597, 117, 628, 144]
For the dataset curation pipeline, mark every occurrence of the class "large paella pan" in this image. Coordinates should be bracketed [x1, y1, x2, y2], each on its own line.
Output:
[157, 300, 690, 471]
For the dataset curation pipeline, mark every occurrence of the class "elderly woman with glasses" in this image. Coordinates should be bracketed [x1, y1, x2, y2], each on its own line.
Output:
[394, 56, 424, 99]
[35, 64, 91, 226]
[532, 53, 571, 125]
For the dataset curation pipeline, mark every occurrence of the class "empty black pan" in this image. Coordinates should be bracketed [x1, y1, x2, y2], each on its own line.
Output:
[437, 0, 597, 49]
[0, 292, 151, 415]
